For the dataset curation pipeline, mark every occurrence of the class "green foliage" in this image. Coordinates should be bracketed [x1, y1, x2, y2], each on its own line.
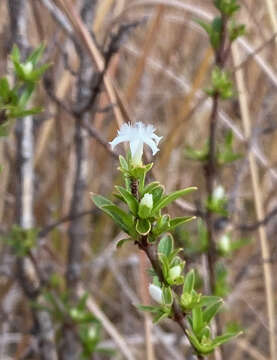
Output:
[218, 233, 250, 257]
[115, 185, 138, 215]
[206, 67, 234, 100]
[180, 270, 202, 310]
[91, 155, 196, 243]
[11, 44, 50, 83]
[91, 194, 137, 238]
[186, 295, 241, 355]
[157, 234, 185, 285]
[175, 219, 208, 256]
[137, 285, 173, 323]
[217, 130, 242, 165]
[214, 0, 240, 17]
[184, 142, 209, 162]
[197, 17, 223, 50]
[206, 186, 228, 216]
[152, 187, 197, 214]
[92, 148, 241, 355]
[136, 218, 151, 235]
[0, 44, 49, 137]
[1, 225, 38, 256]
[33, 292, 107, 359]
[185, 131, 241, 166]
[116, 237, 133, 248]
[215, 262, 230, 297]
[229, 20, 246, 42]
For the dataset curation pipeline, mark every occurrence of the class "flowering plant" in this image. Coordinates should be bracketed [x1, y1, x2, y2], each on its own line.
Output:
[92, 121, 241, 358]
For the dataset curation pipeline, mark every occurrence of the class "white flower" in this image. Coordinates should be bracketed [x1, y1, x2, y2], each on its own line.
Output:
[109, 122, 162, 165]
[149, 284, 163, 304]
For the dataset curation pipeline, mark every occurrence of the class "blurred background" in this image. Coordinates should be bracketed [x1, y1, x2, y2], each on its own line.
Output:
[0, 0, 276, 359]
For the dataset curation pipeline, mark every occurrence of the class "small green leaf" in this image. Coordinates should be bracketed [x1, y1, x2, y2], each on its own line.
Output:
[12, 60, 26, 81]
[151, 185, 164, 206]
[18, 83, 35, 108]
[203, 299, 223, 324]
[92, 195, 136, 237]
[116, 238, 133, 248]
[136, 218, 151, 235]
[102, 204, 136, 237]
[192, 306, 204, 334]
[0, 78, 10, 101]
[158, 234, 174, 257]
[9, 107, 43, 118]
[153, 308, 171, 323]
[159, 253, 170, 280]
[183, 269, 195, 294]
[152, 214, 170, 235]
[91, 194, 114, 209]
[119, 155, 128, 170]
[168, 216, 196, 232]
[141, 181, 161, 197]
[11, 45, 20, 62]
[198, 296, 222, 307]
[27, 63, 51, 81]
[115, 186, 138, 215]
[214, 0, 240, 16]
[184, 144, 209, 162]
[212, 331, 242, 347]
[162, 287, 173, 306]
[27, 44, 45, 66]
[136, 304, 160, 313]
[153, 187, 197, 214]
[186, 329, 215, 354]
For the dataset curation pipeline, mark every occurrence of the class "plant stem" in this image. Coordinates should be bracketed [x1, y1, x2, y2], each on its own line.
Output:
[203, 13, 230, 360]
[131, 179, 205, 360]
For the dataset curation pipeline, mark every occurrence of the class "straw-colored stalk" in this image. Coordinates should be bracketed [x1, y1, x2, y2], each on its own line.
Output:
[232, 42, 276, 360]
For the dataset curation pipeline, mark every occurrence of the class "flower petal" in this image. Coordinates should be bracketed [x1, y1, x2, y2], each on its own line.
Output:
[130, 139, 143, 165]
[109, 135, 130, 150]
[109, 122, 162, 162]
[144, 137, 160, 156]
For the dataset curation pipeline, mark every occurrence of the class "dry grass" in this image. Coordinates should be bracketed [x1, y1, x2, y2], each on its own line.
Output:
[0, 1, 276, 359]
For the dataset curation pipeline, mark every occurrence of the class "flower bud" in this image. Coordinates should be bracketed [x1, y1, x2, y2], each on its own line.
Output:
[87, 326, 97, 339]
[22, 62, 33, 76]
[169, 265, 182, 281]
[138, 193, 153, 219]
[218, 234, 231, 254]
[69, 308, 85, 322]
[213, 185, 225, 201]
[149, 284, 163, 304]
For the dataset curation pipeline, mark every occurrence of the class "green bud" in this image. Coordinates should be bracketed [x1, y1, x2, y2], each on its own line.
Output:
[70, 308, 85, 322]
[87, 325, 97, 340]
[181, 292, 193, 308]
[218, 234, 231, 255]
[169, 265, 182, 281]
[22, 62, 33, 76]
[138, 193, 153, 218]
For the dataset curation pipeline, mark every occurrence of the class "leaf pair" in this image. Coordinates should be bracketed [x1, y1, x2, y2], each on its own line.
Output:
[91, 194, 137, 239]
